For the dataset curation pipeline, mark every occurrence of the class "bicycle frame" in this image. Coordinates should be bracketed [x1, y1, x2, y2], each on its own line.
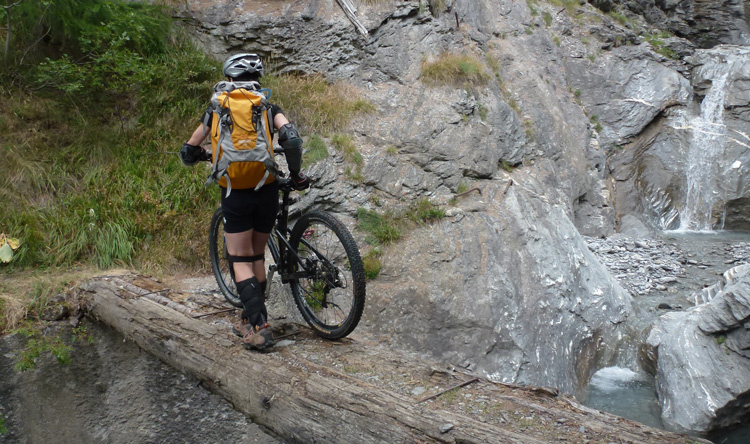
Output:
[266, 180, 313, 286]
[267, 180, 342, 290]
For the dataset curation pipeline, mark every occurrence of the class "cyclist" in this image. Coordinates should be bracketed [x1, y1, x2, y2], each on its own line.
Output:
[180, 53, 310, 350]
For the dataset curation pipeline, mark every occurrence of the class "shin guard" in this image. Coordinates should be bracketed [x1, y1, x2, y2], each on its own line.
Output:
[237, 277, 266, 327]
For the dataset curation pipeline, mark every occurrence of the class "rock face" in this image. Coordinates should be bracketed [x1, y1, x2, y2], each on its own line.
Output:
[613, 0, 750, 48]
[644, 264, 750, 433]
[0, 322, 278, 444]
[566, 45, 692, 151]
[363, 170, 632, 394]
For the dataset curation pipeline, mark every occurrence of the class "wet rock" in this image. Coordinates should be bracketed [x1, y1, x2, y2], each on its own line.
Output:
[645, 264, 750, 433]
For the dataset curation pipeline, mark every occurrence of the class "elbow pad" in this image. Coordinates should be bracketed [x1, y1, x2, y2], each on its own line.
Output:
[278, 123, 303, 172]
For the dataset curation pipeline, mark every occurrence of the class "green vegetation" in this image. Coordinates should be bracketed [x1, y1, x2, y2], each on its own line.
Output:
[524, 118, 536, 141]
[478, 104, 489, 122]
[356, 208, 402, 246]
[263, 73, 375, 135]
[499, 160, 517, 173]
[332, 134, 364, 182]
[644, 31, 678, 59]
[421, 52, 491, 87]
[362, 248, 382, 280]
[305, 282, 326, 311]
[1, 0, 220, 272]
[1, 0, 374, 276]
[302, 135, 330, 168]
[547, 0, 582, 17]
[486, 54, 500, 76]
[0, 414, 6, 435]
[527, 0, 538, 17]
[553, 35, 562, 47]
[542, 11, 553, 27]
[590, 115, 603, 132]
[608, 10, 630, 27]
[356, 197, 446, 251]
[13, 322, 73, 372]
[406, 198, 446, 224]
[427, 0, 446, 17]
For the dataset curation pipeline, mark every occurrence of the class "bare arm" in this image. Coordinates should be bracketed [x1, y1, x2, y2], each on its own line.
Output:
[187, 124, 207, 146]
[273, 113, 289, 130]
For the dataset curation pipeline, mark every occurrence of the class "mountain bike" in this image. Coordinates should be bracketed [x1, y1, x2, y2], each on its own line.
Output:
[208, 171, 366, 340]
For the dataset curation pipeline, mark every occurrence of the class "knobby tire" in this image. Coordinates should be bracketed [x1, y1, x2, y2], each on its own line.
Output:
[209, 207, 242, 308]
[289, 210, 366, 340]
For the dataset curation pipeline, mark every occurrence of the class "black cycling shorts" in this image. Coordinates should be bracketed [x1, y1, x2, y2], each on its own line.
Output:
[221, 181, 280, 233]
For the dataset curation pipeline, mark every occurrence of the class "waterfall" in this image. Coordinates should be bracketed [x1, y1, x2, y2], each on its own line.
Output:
[675, 46, 750, 232]
[678, 57, 736, 231]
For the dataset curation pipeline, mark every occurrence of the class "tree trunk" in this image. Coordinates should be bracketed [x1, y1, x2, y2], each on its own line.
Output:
[82, 276, 708, 444]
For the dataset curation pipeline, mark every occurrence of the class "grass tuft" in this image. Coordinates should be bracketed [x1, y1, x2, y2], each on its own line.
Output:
[362, 248, 382, 280]
[303, 135, 330, 168]
[262, 73, 375, 135]
[421, 52, 491, 87]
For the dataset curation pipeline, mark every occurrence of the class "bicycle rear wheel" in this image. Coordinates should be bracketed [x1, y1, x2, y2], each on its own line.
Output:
[208, 207, 241, 307]
[289, 210, 366, 340]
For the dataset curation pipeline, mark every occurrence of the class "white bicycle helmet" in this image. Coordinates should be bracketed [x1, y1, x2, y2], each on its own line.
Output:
[222, 53, 264, 79]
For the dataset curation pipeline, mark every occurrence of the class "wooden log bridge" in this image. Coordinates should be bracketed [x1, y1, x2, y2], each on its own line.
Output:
[82, 276, 707, 444]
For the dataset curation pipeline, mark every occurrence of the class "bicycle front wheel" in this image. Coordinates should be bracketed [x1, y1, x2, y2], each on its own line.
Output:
[208, 207, 241, 308]
[289, 211, 366, 340]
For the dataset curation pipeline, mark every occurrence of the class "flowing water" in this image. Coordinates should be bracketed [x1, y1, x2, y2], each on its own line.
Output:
[582, 231, 750, 443]
[582, 367, 750, 443]
[675, 47, 750, 231]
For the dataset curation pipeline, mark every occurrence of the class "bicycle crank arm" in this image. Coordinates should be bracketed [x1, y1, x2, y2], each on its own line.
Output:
[266, 264, 277, 298]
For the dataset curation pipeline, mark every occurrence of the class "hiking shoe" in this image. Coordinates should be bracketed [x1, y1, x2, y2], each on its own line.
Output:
[243, 323, 274, 351]
[232, 318, 252, 338]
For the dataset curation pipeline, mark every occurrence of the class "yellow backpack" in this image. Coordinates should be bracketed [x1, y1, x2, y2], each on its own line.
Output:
[203, 81, 279, 195]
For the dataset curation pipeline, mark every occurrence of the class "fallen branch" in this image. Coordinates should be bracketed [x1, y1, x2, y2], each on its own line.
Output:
[336, 0, 369, 37]
[503, 179, 513, 194]
[192, 307, 237, 318]
[417, 377, 479, 403]
[455, 187, 482, 198]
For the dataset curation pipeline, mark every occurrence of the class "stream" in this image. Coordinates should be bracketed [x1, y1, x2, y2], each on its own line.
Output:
[581, 230, 750, 443]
